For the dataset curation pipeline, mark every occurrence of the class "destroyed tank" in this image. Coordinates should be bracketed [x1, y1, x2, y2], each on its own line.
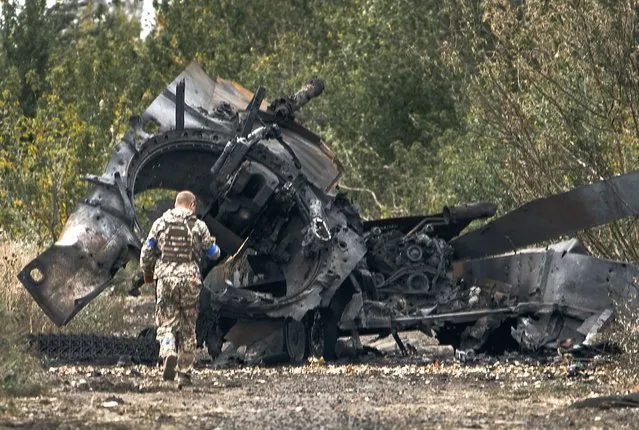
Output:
[19, 63, 639, 363]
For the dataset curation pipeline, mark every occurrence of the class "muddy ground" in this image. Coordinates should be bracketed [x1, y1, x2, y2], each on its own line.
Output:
[1, 298, 638, 429]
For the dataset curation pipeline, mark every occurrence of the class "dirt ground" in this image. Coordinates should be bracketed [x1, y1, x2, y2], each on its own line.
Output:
[1, 297, 638, 429]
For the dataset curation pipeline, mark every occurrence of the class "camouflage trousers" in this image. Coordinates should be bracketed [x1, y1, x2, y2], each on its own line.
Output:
[155, 275, 201, 372]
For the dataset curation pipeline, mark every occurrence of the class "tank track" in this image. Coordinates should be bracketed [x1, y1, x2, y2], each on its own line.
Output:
[27, 332, 159, 365]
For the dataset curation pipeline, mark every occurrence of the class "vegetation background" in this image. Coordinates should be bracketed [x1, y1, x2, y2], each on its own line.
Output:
[0, 0, 638, 395]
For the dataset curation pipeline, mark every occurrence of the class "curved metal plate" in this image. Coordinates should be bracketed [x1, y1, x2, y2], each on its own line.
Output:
[451, 170, 639, 259]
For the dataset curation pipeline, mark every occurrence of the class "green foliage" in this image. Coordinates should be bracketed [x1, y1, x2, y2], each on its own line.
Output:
[133, 188, 177, 232]
[0, 0, 51, 117]
[447, 0, 639, 259]
[1, 93, 90, 241]
[0, 0, 636, 262]
[0, 1, 149, 243]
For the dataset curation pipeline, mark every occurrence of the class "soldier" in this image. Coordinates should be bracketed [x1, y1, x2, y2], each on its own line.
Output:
[140, 190, 221, 388]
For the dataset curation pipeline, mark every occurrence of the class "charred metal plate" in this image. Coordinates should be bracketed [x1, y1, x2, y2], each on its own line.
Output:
[364, 203, 496, 241]
[453, 240, 639, 314]
[144, 62, 342, 193]
[18, 128, 231, 325]
[451, 170, 639, 259]
[18, 204, 139, 325]
[17, 128, 142, 325]
[143, 63, 252, 132]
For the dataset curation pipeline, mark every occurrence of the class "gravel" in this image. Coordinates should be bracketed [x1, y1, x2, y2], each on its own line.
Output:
[1, 353, 638, 429]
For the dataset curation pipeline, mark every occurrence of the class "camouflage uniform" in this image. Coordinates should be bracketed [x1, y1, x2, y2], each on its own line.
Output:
[140, 207, 220, 374]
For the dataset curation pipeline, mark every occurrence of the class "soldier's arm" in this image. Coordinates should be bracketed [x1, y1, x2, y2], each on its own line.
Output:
[197, 220, 221, 260]
[140, 218, 162, 283]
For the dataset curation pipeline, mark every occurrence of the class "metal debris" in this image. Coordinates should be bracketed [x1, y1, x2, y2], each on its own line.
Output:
[18, 62, 639, 365]
[28, 333, 159, 365]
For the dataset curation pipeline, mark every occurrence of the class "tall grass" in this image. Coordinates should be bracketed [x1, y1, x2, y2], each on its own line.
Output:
[0, 234, 129, 396]
[0, 237, 45, 396]
[605, 292, 639, 389]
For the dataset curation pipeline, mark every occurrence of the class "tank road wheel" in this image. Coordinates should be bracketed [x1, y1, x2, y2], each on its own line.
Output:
[308, 309, 338, 361]
[284, 318, 307, 364]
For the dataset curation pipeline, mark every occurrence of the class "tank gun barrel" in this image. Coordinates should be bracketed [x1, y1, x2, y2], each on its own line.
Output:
[290, 78, 325, 112]
[268, 78, 325, 121]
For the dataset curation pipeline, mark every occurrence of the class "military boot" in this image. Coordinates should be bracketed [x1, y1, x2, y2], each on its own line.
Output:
[162, 352, 178, 381]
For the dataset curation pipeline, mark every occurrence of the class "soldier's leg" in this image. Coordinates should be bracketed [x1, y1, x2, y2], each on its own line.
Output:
[175, 278, 201, 381]
[155, 277, 180, 380]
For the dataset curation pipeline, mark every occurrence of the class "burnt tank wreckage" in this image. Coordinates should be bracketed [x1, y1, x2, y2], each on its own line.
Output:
[19, 63, 639, 363]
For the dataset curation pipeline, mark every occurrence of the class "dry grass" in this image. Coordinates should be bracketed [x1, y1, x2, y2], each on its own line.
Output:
[0, 234, 130, 396]
[604, 295, 639, 390]
[1, 238, 52, 334]
[0, 236, 45, 396]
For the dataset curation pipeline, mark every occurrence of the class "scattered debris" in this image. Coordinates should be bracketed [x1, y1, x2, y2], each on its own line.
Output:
[101, 396, 125, 409]
[4, 356, 636, 429]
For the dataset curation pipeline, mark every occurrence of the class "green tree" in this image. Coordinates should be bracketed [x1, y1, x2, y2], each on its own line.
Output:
[1, 93, 89, 241]
[447, 0, 639, 260]
[0, 0, 150, 242]
[148, 0, 497, 219]
[0, 0, 513, 241]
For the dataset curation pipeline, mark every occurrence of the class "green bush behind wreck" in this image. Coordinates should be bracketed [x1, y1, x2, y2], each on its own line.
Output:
[1, 0, 636, 261]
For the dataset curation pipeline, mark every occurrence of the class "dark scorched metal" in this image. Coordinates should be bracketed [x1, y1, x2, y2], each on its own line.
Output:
[18, 63, 639, 363]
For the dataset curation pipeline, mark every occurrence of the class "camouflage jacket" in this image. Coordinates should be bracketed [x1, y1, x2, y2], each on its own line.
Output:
[140, 207, 220, 281]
